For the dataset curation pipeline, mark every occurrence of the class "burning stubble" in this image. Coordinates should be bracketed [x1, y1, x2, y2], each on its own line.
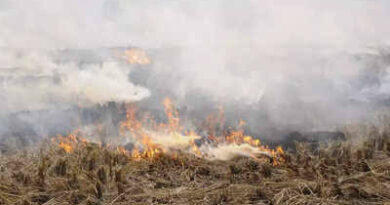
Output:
[1, 0, 390, 152]
[52, 98, 285, 164]
[0, 1, 390, 205]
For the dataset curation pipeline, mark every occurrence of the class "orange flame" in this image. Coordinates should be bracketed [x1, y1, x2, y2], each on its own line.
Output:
[59, 142, 73, 153]
[121, 48, 151, 65]
[162, 97, 181, 132]
[54, 98, 284, 165]
[53, 131, 87, 153]
[118, 98, 284, 164]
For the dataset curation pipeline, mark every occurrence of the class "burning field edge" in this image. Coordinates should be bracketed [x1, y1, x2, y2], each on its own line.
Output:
[0, 123, 389, 205]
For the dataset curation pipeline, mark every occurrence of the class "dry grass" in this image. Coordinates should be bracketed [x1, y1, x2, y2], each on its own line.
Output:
[0, 128, 389, 205]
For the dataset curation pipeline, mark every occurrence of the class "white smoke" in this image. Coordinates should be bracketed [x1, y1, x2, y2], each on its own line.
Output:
[201, 143, 272, 161]
[0, 49, 149, 113]
[0, 0, 390, 137]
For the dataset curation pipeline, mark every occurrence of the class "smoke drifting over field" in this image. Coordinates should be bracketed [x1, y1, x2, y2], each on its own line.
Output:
[1, 0, 390, 144]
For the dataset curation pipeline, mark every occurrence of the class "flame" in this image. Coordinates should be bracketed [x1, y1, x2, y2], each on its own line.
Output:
[131, 148, 141, 160]
[121, 48, 151, 65]
[204, 106, 225, 141]
[119, 105, 166, 160]
[53, 131, 87, 153]
[117, 146, 129, 155]
[118, 98, 284, 164]
[120, 104, 142, 133]
[188, 130, 201, 155]
[162, 97, 181, 132]
[53, 98, 284, 165]
[120, 98, 202, 160]
[59, 141, 73, 153]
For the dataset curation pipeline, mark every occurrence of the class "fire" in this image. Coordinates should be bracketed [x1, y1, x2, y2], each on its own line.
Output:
[121, 48, 151, 65]
[131, 148, 141, 160]
[188, 130, 202, 155]
[204, 119, 284, 164]
[119, 98, 199, 160]
[52, 98, 284, 165]
[59, 141, 73, 153]
[117, 146, 129, 155]
[118, 98, 284, 164]
[52, 131, 87, 153]
[162, 97, 181, 132]
[120, 104, 142, 133]
[203, 106, 225, 141]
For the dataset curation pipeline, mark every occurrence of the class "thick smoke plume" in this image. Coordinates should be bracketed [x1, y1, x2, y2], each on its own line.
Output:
[1, 0, 390, 145]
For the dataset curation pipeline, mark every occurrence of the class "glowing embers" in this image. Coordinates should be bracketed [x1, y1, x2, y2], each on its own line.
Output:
[121, 48, 151, 65]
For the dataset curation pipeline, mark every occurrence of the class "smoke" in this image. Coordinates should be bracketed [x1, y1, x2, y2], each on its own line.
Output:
[0, 49, 149, 113]
[1, 0, 390, 144]
[200, 144, 272, 161]
[119, 0, 390, 134]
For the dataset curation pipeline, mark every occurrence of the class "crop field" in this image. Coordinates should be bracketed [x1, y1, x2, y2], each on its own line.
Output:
[0, 124, 389, 205]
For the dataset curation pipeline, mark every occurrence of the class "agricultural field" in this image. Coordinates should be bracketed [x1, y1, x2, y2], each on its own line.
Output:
[0, 125, 389, 205]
